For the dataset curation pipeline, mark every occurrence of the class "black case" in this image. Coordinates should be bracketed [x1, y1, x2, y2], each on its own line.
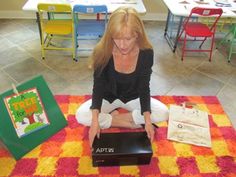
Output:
[92, 131, 153, 166]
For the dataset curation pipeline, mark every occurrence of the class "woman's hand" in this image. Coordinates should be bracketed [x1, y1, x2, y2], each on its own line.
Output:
[89, 121, 100, 148]
[143, 111, 154, 142]
[145, 122, 154, 142]
[89, 109, 100, 148]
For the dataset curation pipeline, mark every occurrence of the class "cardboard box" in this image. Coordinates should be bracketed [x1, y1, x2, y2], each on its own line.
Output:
[92, 131, 153, 166]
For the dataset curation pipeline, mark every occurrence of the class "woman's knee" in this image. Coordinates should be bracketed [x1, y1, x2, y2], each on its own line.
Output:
[159, 105, 169, 121]
[151, 98, 169, 120]
[75, 107, 92, 126]
[151, 108, 169, 123]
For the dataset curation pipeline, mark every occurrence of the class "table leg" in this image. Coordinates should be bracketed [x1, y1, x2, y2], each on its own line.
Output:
[36, 12, 42, 43]
[173, 16, 183, 52]
[164, 10, 183, 53]
[164, 9, 171, 36]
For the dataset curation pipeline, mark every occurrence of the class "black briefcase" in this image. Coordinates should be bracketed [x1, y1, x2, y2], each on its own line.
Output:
[92, 131, 153, 166]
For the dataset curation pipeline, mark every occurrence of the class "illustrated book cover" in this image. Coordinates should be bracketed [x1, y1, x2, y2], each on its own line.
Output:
[0, 75, 67, 160]
[4, 87, 50, 138]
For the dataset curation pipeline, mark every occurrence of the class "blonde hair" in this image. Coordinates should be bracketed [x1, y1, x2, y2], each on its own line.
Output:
[90, 7, 153, 72]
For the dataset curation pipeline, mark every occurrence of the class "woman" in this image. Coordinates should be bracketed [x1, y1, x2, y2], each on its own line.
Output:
[76, 7, 169, 147]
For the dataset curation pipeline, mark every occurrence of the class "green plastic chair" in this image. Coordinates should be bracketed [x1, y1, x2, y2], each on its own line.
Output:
[217, 24, 236, 62]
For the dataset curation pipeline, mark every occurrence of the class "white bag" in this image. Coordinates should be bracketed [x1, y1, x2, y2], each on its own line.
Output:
[167, 104, 211, 147]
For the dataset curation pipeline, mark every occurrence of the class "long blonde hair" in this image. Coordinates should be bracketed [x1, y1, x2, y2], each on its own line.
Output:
[90, 7, 152, 72]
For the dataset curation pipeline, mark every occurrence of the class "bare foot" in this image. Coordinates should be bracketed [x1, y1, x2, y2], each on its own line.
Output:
[131, 123, 142, 129]
[110, 109, 119, 117]
[110, 112, 142, 129]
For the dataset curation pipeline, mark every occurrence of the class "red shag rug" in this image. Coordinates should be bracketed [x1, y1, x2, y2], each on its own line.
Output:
[0, 95, 236, 177]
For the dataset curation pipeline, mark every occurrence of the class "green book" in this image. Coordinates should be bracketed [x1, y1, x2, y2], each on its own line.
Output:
[0, 75, 67, 160]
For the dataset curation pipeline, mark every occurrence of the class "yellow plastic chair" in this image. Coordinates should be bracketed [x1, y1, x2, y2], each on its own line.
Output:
[37, 3, 76, 61]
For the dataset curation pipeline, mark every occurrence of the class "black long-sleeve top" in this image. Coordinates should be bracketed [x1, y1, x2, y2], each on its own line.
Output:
[90, 49, 153, 115]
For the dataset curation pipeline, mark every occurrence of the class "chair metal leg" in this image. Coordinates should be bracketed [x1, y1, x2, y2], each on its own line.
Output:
[182, 33, 187, 61]
[228, 25, 236, 62]
[199, 37, 207, 49]
[218, 25, 236, 62]
[217, 27, 233, 49]
[209, 36, 215, 62]
[228, 36, 234, 63]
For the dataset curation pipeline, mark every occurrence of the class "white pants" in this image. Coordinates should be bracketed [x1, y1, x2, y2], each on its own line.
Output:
[76, 98, 169, 129]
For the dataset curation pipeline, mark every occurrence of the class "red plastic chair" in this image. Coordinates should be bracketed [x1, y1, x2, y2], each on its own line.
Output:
[177, 7, 223, 61]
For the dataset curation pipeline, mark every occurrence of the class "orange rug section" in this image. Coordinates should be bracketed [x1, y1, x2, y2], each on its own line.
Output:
[0, 95, 236, 177]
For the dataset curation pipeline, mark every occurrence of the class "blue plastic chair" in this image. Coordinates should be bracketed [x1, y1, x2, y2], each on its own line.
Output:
[73, 5, 108, 56]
